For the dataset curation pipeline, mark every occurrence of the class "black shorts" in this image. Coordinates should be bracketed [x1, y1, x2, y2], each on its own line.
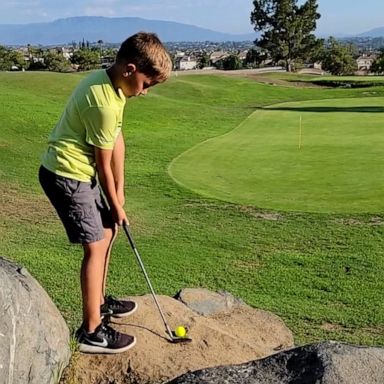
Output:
[39, 165, 114, 244]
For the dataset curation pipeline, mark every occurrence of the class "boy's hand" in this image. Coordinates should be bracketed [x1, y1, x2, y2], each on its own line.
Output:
[112, 205, 129, 226]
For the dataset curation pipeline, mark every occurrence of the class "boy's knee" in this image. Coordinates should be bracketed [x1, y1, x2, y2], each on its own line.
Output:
[105, 225, 117, 243]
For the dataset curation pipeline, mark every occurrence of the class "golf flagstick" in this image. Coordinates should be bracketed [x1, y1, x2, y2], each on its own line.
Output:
[299, 115, 302, 149]
[122, 223, 191, 343]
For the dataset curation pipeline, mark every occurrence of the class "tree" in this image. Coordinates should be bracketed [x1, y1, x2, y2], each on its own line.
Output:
[371, 49, 384, 75]
[197, 53, 210, 69]
[0, 46, 12, 70]
[43, 50, 71, 72]
[71, 49, 100, 71]
[0, 45, 27, 70]
[321, 37, 357, 75]
[244, 48, 267, 68]
[97, 40, 104, 56]
[250, 0, 321, 71]
[9, 50, 27, 69]
[222, 54, 243, 70]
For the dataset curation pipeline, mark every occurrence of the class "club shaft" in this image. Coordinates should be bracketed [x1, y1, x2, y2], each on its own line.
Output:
[123, 225, 174, 338]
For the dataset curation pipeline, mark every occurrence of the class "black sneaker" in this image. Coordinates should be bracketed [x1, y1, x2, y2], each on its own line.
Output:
[101, 295, 138, 318]
[76, 323, 136, 354]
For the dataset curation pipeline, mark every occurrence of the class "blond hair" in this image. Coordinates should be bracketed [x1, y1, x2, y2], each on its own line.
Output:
[116, 32, 172, 82]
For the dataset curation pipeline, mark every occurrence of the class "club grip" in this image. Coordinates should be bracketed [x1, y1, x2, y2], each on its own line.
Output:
[123, 223, 136, 249]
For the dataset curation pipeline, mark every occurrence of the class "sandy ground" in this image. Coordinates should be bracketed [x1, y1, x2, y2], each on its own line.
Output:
[62, 294, 294, 384]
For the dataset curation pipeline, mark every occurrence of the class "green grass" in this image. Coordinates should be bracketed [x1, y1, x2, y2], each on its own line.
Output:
[169, 97, 384, 213]
[0, 71, 384, 348]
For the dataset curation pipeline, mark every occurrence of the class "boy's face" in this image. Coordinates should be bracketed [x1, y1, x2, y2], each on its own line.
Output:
[120, 66, 159, 98]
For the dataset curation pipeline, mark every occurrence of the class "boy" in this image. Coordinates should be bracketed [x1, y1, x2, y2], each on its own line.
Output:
[39, 32, 172, 354]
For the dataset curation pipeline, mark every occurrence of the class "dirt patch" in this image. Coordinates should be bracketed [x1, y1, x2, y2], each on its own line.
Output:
[232, 259, 262, 270]
[0, 182, 56, 225]
[320, 323, 347, 332]
[335, 217, 384, 226]
[240, 74, 326, 89]
[241, 74, 293, 87]
[368, 217, 384, 226]
[184, 201, 283, 222]
[173, 68, 325, 88]
[238, 206, 283, 221]
[62, 294, 293, 384]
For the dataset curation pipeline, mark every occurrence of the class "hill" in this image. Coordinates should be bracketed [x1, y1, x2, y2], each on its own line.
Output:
[0, 16, 257, 45]
[359, 26, 384, 37]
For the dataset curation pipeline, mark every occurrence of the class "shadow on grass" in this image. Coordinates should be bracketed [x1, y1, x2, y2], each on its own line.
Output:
[263, 106, 384, 113]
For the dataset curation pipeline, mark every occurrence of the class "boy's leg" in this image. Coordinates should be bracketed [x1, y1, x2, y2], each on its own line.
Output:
[97, 189, 137, 318]
[81, 227, 115, 332]
[100, 224, 118, 305]
[79, 226, 137, 354]
[98, 224, 138, 318]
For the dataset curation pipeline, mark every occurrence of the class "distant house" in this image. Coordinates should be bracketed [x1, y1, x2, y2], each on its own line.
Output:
[174, 56, 197, 70]
[61, 47, 72, 60]
[299, 62, 325, 75]
[238, 50, 249, 61]
[209, 50, 229, 65]
[46, 47, 72, 60]
[356, 54, 377, 73]
[175, 51, 185, 58]
[101, 56, 115, 69]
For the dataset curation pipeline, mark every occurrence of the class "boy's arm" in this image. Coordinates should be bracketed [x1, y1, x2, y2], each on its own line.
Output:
[111, 131, 125, 207]
[95, 147, 128, 226]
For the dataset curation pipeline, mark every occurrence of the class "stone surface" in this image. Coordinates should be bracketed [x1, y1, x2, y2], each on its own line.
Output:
[167, 341, 384, 384]
[175, 288, 245, 316]
[0, 257, 71, 384]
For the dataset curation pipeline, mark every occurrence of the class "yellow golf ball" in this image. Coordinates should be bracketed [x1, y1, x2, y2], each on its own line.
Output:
[174, 326, 187, 337]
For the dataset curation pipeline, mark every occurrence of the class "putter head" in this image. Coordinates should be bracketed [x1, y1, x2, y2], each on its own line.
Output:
[167, 327, 192, 343]
[170, 331, 192, 343]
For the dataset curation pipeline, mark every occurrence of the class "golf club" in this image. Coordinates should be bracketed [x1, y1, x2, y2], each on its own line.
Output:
[123, 223, 192, 344]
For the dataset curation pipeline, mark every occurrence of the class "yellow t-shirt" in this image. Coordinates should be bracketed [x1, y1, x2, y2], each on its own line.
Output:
[42, 70, 126, 182]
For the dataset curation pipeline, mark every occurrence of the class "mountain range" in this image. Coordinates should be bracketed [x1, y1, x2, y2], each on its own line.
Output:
[358, 27, 384, 38]
[0, 16, 257, 46]
[0, 16, 383, 46]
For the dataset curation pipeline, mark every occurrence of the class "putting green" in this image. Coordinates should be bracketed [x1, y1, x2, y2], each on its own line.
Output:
[168, 97, 384, 213]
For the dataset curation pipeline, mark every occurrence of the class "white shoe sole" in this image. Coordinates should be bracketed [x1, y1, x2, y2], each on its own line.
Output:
[110, 301, 138, 318]
[79, 336, 137, 354]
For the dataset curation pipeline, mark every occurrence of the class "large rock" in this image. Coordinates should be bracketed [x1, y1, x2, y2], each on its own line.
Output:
[167, 341, 384, 384]
[0, 257, 71, 384]
[175, 288, 245, 316]
[63, 288, 293, 384]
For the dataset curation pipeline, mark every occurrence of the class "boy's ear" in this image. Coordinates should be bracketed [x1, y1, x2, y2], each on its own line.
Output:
[125, 63, 136, 76]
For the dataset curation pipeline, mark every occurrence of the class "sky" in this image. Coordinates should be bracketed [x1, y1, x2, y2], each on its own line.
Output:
[1, 0, 384, 36]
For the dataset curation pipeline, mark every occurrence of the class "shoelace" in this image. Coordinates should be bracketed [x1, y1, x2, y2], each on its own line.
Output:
[105, 295, 124, 309]
[100, 324, 119, 342]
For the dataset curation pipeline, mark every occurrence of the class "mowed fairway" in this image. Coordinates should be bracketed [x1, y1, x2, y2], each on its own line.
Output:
[169, 97, 384, 213]
[1, 71, 384, 348]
